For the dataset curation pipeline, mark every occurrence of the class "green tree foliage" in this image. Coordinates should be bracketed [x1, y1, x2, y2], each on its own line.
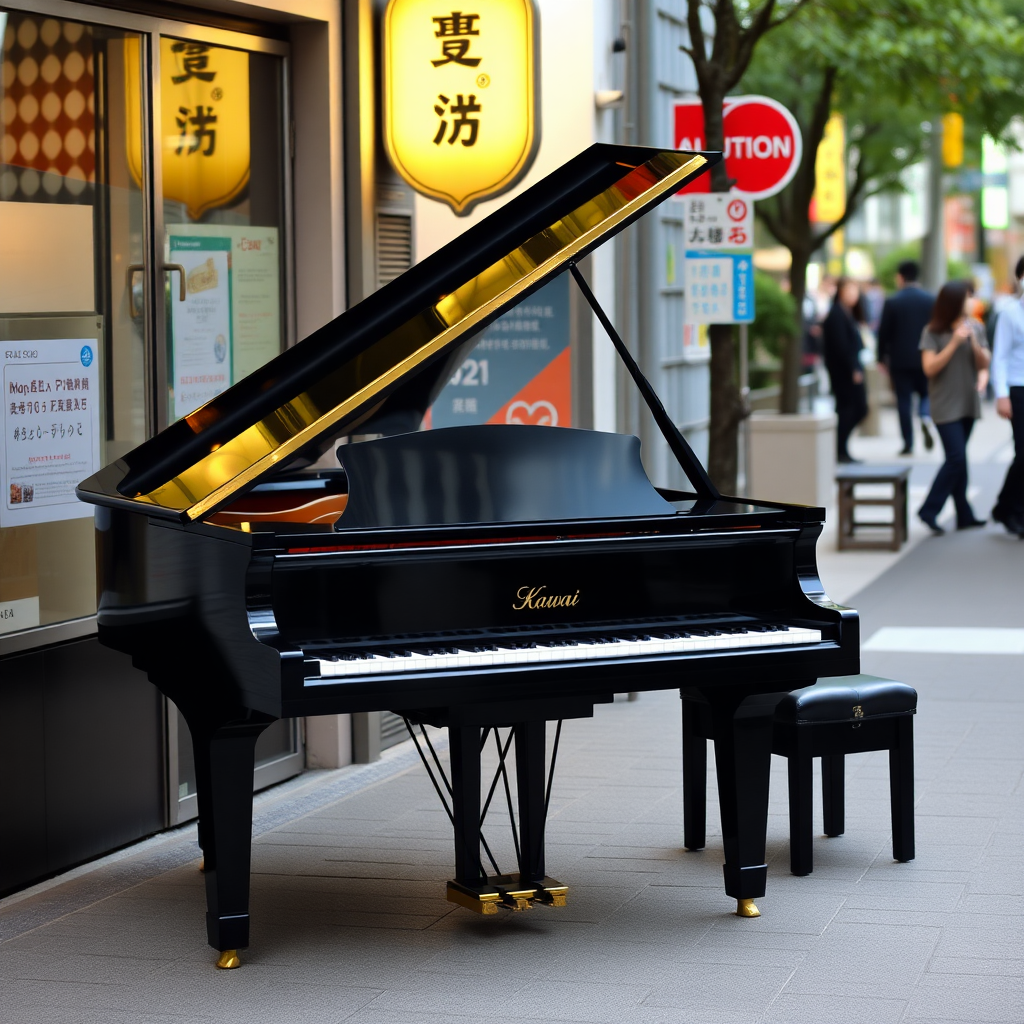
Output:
[751, 272, 796, 363]
[740, 0, 1024, 411]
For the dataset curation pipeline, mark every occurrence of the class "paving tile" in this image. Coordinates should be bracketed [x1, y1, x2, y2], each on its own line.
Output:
[841, 878, 965, 914]
[902, 973, 1024, 1023]
[640, 962, 794, 1013]
[504, 979, 653, 1022]
[344, 974, 531, 1018]
[833, 907, 961, 929]
[931, 916, 1024, 961]
[763, 993, 907, 1023]
[928, 956, 1024, 977]
[783, 922, 941, 998]
[955, 894, 1024, 916]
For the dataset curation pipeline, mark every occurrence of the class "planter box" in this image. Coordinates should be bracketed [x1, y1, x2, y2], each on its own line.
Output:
[748, 412, 837, 510]
[859, 363, 892, 437]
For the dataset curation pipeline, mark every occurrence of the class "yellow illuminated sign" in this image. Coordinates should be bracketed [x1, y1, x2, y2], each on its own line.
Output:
[812, 113, 845, 223]
[383, 0, 539, 216]
[127, 38, 250, 219]
[942, 112, 964, 168]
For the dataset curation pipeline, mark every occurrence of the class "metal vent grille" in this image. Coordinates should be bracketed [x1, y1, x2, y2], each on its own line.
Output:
[380, 711, 408, 751]
[376, 213, 412, 289]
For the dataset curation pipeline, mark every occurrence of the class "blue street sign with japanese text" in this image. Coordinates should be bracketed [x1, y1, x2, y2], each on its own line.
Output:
[683, 251, 755, 324]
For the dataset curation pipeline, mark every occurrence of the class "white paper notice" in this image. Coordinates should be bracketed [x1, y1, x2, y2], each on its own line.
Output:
[231, 228, 280, 381]
[1, 337, 102, 527]
[170, 235, 233, 420]
[0, 596, 40, 634]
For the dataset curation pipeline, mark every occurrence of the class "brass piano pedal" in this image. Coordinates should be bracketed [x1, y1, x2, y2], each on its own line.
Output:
[215, 949, 241, 969]
[493, 873, 536, 911]
[501, 893, 533, 912]
[533, 878, 569, 907]
[735, 898, 760, 918]
[446, 880, 502, 915]
[447, 873, 569, 913]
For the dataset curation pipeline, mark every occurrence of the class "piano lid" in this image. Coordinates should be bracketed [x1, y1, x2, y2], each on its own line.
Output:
[77, 144, 718, 523]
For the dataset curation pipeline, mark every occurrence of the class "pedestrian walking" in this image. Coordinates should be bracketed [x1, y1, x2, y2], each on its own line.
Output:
[823, 277, 868, 464]
[917, 280, 991, 535]
[877, 259, 935, 455]
[990, 255, 1024, 538]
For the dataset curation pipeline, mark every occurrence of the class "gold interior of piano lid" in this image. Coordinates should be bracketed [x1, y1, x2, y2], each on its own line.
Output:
[138, 151, 708, 520]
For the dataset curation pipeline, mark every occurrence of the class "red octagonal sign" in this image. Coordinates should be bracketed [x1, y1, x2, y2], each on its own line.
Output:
[673, 95, 802, 201]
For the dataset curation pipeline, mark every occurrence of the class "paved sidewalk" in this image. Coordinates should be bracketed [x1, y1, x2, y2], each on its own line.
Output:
[1, 407, 1021, 1024]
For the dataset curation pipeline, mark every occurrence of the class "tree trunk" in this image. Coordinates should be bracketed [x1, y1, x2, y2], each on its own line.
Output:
[701, 88, 743, 493]
[780, 247, 812, 414]
[708, 322, 742, 493]
[921, 118, 945, 291]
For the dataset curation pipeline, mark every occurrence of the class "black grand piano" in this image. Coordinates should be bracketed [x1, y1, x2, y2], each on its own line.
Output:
[78, 145, 858, 968]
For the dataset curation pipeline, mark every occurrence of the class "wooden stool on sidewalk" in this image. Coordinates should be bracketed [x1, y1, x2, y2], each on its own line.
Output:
[835, 464, 910, 552]
[682, 674, 917, 875]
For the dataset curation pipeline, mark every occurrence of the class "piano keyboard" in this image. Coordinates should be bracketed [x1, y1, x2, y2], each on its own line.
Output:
[315, 624, 822, 679]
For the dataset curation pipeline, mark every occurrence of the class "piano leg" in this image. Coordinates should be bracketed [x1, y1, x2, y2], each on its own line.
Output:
[516, 720, 568, 908]
[444, 719, 568, 913]
[708, 689, 796, 918]
[450, 725, 484, 888]
[682, 699, 708, 851]
[446, 725, 501, 913]
[516, 720, 545, 887]
[189, 713, 273, 966]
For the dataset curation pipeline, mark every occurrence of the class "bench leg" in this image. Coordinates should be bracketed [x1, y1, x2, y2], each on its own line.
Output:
[822, 754, 845, 837]
[788, 729, 814, 876]
[682, 700, 707, 851]
[838, 484, 850, 549]
[890, 716, 915, 862]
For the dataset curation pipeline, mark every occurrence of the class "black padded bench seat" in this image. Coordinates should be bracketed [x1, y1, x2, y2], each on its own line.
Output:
[775, 676, 917, 724]
[683, 674, 917, 876]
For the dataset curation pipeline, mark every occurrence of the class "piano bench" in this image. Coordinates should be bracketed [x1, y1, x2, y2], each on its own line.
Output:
[682, 674, 917, 876]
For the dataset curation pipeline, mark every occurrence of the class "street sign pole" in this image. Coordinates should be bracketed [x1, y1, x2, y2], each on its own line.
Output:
[682, 195, 756, 495]
[739, 321, 750, 496]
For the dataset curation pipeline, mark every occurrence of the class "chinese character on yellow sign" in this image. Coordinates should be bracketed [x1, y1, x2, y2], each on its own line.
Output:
[812, 113, 845, 223]
[126, 38, 250, 219]
[384, 0, 539, 216]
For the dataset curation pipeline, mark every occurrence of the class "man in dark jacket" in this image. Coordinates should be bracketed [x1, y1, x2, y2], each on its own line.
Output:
[877, 260, 935, 454]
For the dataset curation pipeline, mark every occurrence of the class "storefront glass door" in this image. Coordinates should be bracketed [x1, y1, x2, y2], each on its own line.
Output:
[151, 34, 288, 429]
[0, 3, 300, 823]
[144, 25, 298, 822]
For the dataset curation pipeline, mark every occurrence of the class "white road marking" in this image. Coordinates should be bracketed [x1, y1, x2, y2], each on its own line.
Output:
[864, 627, 1024, 655]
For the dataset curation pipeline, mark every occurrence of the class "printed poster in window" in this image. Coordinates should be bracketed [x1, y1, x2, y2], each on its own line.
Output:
[168, 225, 281, 383]
[2, 336, 101, 527]
[169, 235, 232, 420]
[429, 272, 571, 429]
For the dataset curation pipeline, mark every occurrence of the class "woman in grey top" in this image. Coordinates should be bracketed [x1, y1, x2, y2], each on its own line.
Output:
[917, 280, 991, 534]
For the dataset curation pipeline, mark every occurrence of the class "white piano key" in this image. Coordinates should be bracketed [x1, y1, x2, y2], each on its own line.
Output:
[315, 624, 823, 680]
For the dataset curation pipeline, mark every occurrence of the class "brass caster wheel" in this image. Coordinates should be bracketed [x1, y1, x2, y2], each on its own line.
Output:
[198, 857, 205, 873]
[216, 949, 241, 969]
[735, 898, 760, 918]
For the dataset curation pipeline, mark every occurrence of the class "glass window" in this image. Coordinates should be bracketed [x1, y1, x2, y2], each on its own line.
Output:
[0, 9, 145, 634]
[157, 38, 286, 424]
